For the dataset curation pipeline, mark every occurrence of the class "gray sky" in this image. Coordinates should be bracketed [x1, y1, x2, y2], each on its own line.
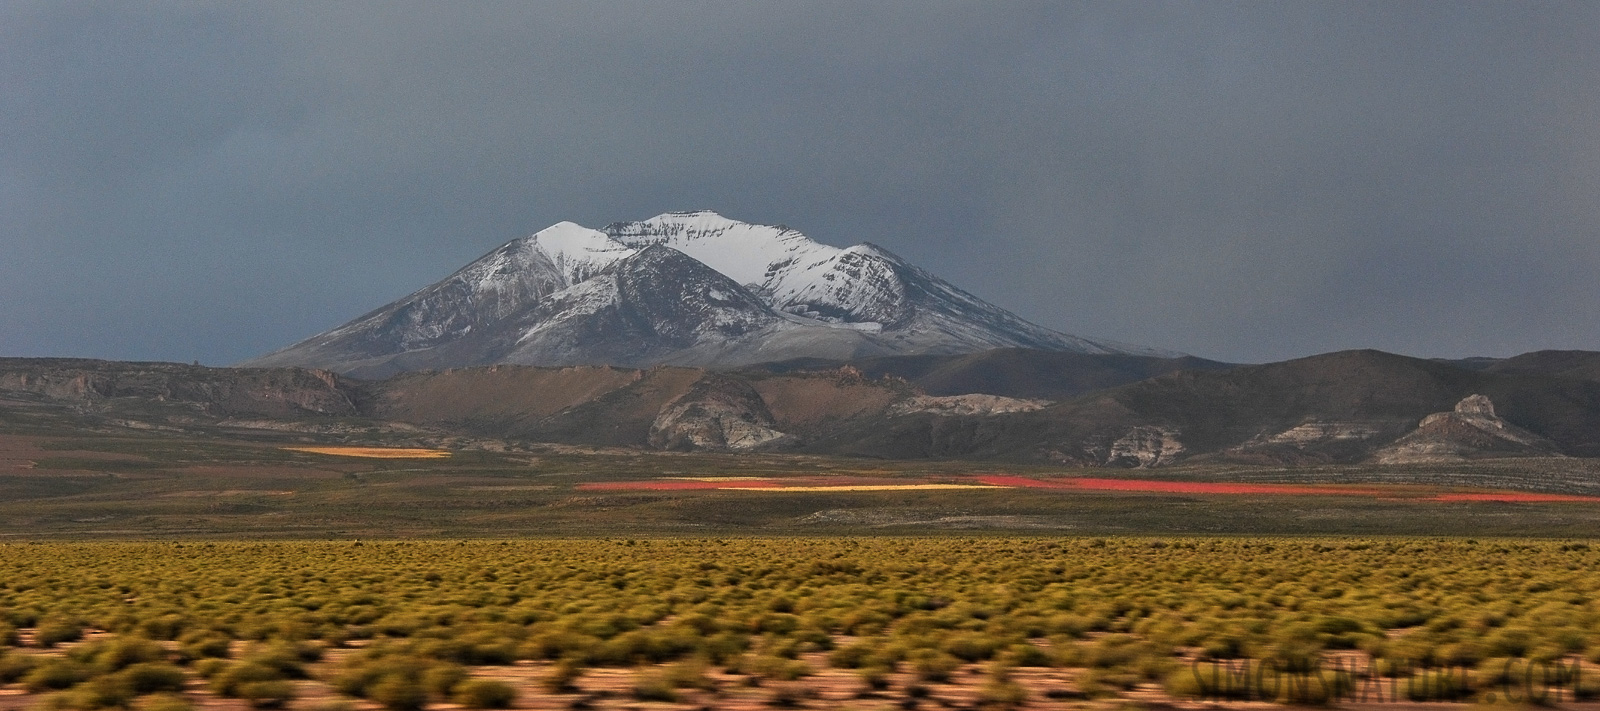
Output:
[3, 2, 1598, 365]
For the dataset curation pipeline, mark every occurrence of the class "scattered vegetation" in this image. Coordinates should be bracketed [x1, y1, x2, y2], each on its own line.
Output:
[0, 538, 1597, 707]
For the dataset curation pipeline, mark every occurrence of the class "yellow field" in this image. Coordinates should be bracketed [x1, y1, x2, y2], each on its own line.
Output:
[282, 446, 451, 459]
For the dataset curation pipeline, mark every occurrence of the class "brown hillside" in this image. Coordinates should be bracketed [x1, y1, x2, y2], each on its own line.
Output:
[371, 365, 641, 424]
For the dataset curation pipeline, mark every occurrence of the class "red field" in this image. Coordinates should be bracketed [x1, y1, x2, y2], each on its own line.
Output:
[971, 474, 1388, 496]
[578, 473, 1600, 504]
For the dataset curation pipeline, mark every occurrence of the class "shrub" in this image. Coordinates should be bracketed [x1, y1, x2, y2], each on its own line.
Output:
[236, 680, 295, 709]
[943, 633, 1003, 662]
[746, 655, 812, 681]
[191, 658, 228, 680]
[118, 663, 188, 694]
[978, 677, 1028, 708]
[35, 619, 85, 648]
[630, 671, 677, 702]
[210, 662, 284, 698]
[662, 657, 715, 690]
[0, 651, 39, 683]
[541, 659, 584, 693]
[24, 659, 92, 692]
[64, 675, 136, 710]
[454, 679, 517, 709]
[365, 675, 422, 711]
[1002, 643, 1052, 667]
[138, 616, 190, 641]
[421, 663, 467, 697]
[910, 650, 961, 683]
[857, 665, 892, 691]
[829, 641, 876, 668]
[73, 636, 167, 673]
[177, 634, 232, 663]
[134, 693, 194, 711]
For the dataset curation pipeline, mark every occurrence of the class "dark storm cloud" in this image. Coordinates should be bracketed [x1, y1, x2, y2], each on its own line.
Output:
[3, 2, 1597, 364]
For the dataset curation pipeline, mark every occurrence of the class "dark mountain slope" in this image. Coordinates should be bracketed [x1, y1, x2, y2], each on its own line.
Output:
[814, 350, 1600, 463]
[1484, 350, 1600, 382]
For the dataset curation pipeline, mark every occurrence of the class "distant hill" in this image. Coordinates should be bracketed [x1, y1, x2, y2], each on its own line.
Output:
[812, 349, 1600, 464]
[746, 349, 1235, 400]
[7, 348, 1600, 466]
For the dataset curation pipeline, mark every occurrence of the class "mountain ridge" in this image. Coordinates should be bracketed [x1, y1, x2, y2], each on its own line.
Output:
[244, 211, 1174, 375]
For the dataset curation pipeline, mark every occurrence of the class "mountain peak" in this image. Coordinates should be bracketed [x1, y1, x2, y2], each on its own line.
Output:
[604, 212, 835, 287]
[243, 212, 1175, 374]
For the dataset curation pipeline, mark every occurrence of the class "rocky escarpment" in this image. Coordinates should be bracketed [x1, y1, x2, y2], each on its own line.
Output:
[0, 359, 359, 418]
[1372, 394, 1563, 464]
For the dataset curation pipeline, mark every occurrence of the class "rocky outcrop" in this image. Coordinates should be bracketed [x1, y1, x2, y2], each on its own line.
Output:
[1225, 420, 1396, 462]
[1079, 426, 1186, 468]
[1372, 394, 1562, 464]
[648, 376, 790, 451]
[889, 394, 1050, 417]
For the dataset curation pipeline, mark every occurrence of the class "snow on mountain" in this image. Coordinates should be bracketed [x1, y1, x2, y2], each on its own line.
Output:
[243, 211, 1176, 376]
[243, 222, 635, 373]
[495, 245, 787, 368]
[604, 211, 1168, 356]
[604, 211, 838, 289]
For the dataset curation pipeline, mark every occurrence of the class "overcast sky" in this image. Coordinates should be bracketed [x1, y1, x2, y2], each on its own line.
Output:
[3, 2, 1598, 365]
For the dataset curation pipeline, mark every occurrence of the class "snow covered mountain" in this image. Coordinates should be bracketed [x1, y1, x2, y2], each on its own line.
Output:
[243, 211, 1175, 377]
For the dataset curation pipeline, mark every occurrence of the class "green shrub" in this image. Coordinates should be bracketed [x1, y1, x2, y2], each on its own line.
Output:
[910, 650, 961, 683]
[237, 680, 295, 709]
[421, 663, 467, 697]
[35, 619, 85, 648]
[943, 633, 1003, 662]
[828, 641, 876, 668]
[72, 636, 166, 673]
[454, 679, 517, 709]
[368, 676, 426, 711]
[630, 671, 677, 702]
[662, 657, 715, 690]
[1002, 643, 1052, 667]
[0, 651, 39, 683]
[134, 693, 194, 711]
[746, 654, 812, 681]
[64, 675, 136, 710]
[177, 634, 232, 663]
[118, 663, 188, 694]
[24, 659, 92, 692]
[191, 658, 228, 679]
[541, 659, 584, 693]
[858, 665, 892, 691]
[137, 616, 190, 641]
[210, 662, 284, 698]
[979, 678, 1028, 707]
